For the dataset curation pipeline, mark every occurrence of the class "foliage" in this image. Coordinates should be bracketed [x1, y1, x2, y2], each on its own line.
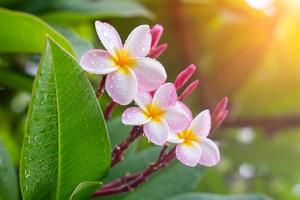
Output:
[0, 0, 299, 200]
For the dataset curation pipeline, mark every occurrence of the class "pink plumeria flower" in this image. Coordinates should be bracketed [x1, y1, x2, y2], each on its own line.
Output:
[80, 21, 167, 105]
[168, 110, 220, 167]
[122, 83, 190, 145]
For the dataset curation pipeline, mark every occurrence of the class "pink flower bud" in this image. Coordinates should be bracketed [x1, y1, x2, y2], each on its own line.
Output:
[212, 97, 229, 130]
[150, 24, 164, 48]
[148, 43, 168, 59]
[175, 64, 196, 89]
[178, 80, 199, 100]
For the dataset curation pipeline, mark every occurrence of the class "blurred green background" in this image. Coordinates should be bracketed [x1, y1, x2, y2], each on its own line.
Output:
[1, 0, 300, 199]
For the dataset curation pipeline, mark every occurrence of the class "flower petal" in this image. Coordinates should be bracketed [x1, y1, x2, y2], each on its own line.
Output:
[134, 90, 152, 111]
[189, 109, 211, 137]
[124, 25, 151, 57]
[122, 107, 151, 125]
[95, 21, 122, 54]
[176, 142, 201, 167]
[199, 138, 220, 167]
[105, 70, 137, 105]
[132, 57, 167, 91]
[152, 83, 177, 108]
[168, 133, 184, 144]
[174, 101, 193, 122]
[80, 49, 117, 74]
[143, 120, 169, 145]
[164, 106, 190, 132]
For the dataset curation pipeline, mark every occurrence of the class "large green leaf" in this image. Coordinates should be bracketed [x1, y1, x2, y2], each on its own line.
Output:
[165, 193, 272, 200]
[99, 147, 204, 200]
[0, 7, 74, 55]
[0, 139, 18, 200]
[20, 37, 111, 200]
[41, 0, 154, 23]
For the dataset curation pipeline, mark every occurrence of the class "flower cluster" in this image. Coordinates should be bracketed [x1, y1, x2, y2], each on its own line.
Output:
[80, 21, 226, 167]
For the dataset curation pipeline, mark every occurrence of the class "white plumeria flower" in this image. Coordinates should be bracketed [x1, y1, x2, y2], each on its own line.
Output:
[80, 21, 167, 105]
[122, 83, 190, 145]
[168, 110, 220, 167]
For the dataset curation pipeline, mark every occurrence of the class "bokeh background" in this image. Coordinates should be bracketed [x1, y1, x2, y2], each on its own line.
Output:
[1, 0, 300, 199]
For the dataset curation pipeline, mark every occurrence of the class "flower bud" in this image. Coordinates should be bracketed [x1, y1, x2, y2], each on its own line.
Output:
[178, 80, 199, 100]
[150, 24, 164, 48]
[212, 97, 229, 130]
[148, 43, 168, 59]
[175, 64, 196, 89]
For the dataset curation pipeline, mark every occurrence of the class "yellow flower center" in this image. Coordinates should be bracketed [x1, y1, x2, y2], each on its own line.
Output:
[178, 129, 200, 146]
[144, 104, 165, 122]
[110, 49, 136, 74]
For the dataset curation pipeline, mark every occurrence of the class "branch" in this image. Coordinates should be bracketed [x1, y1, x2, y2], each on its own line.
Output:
[104, 101, 117, 120]
[94, 148, 176, 197]
[96, 75, 106, 98]
[111, 126, 143, 167]
[223, 115, 300, 130]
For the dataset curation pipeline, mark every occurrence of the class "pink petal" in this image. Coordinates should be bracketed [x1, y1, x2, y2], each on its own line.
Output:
[122, 107, 151, 125]
[80, 49, 117, 74]
[176, 142, 201, 167]
[95, 21, 122, 55]
[174, 101, 193, 122]
[189, 110, 211, 138]
[168, 133, 184, 144]
[134, 90, 152, 110]
[152, 83, 177, 108]
[132, 57, 167, 92]
[164, 107, 190, 132]
[199, 138, 220, 167]
[124, 25, 151, 57]
[105, 70, 137, 105]
[143, 120, 169, 145]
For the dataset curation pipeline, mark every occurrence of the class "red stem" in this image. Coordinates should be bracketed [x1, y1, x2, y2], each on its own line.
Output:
[111, 126, 143, 167]
[96, 75, 106, 98]
[93, 147, 176, 197]
[104, 101, 117, 120]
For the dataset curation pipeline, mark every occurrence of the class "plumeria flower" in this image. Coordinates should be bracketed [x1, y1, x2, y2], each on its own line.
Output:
[122, 83, 190, 145]
[80, 21, 167, 105]
[168, 110, 220, 167]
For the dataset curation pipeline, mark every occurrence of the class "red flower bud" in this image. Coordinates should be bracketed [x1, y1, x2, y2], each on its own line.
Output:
[150, 24, 164, 49]
[174, 64, 196, 90]
[212, 97, 229, 131]
[148, 43, 168, 59]
[178, 80, 199, 100]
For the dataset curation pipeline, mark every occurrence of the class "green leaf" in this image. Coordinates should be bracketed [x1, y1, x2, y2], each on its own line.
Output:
[70, 181, 102, 200]
[164, 193, 273, 200]
[0, 7, 74, 55]
[41, 0, 154, 23]
[0, 139, 18, 200]
[20, 37, 111, 200]
[100, 147, 204, 200]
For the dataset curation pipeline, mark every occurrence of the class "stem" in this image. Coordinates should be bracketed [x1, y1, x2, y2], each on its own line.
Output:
[94, 147, 176, 197]
[96, 75, 106, 98]
[104, 101, 117, 120]
[111, 126, 143, 167]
